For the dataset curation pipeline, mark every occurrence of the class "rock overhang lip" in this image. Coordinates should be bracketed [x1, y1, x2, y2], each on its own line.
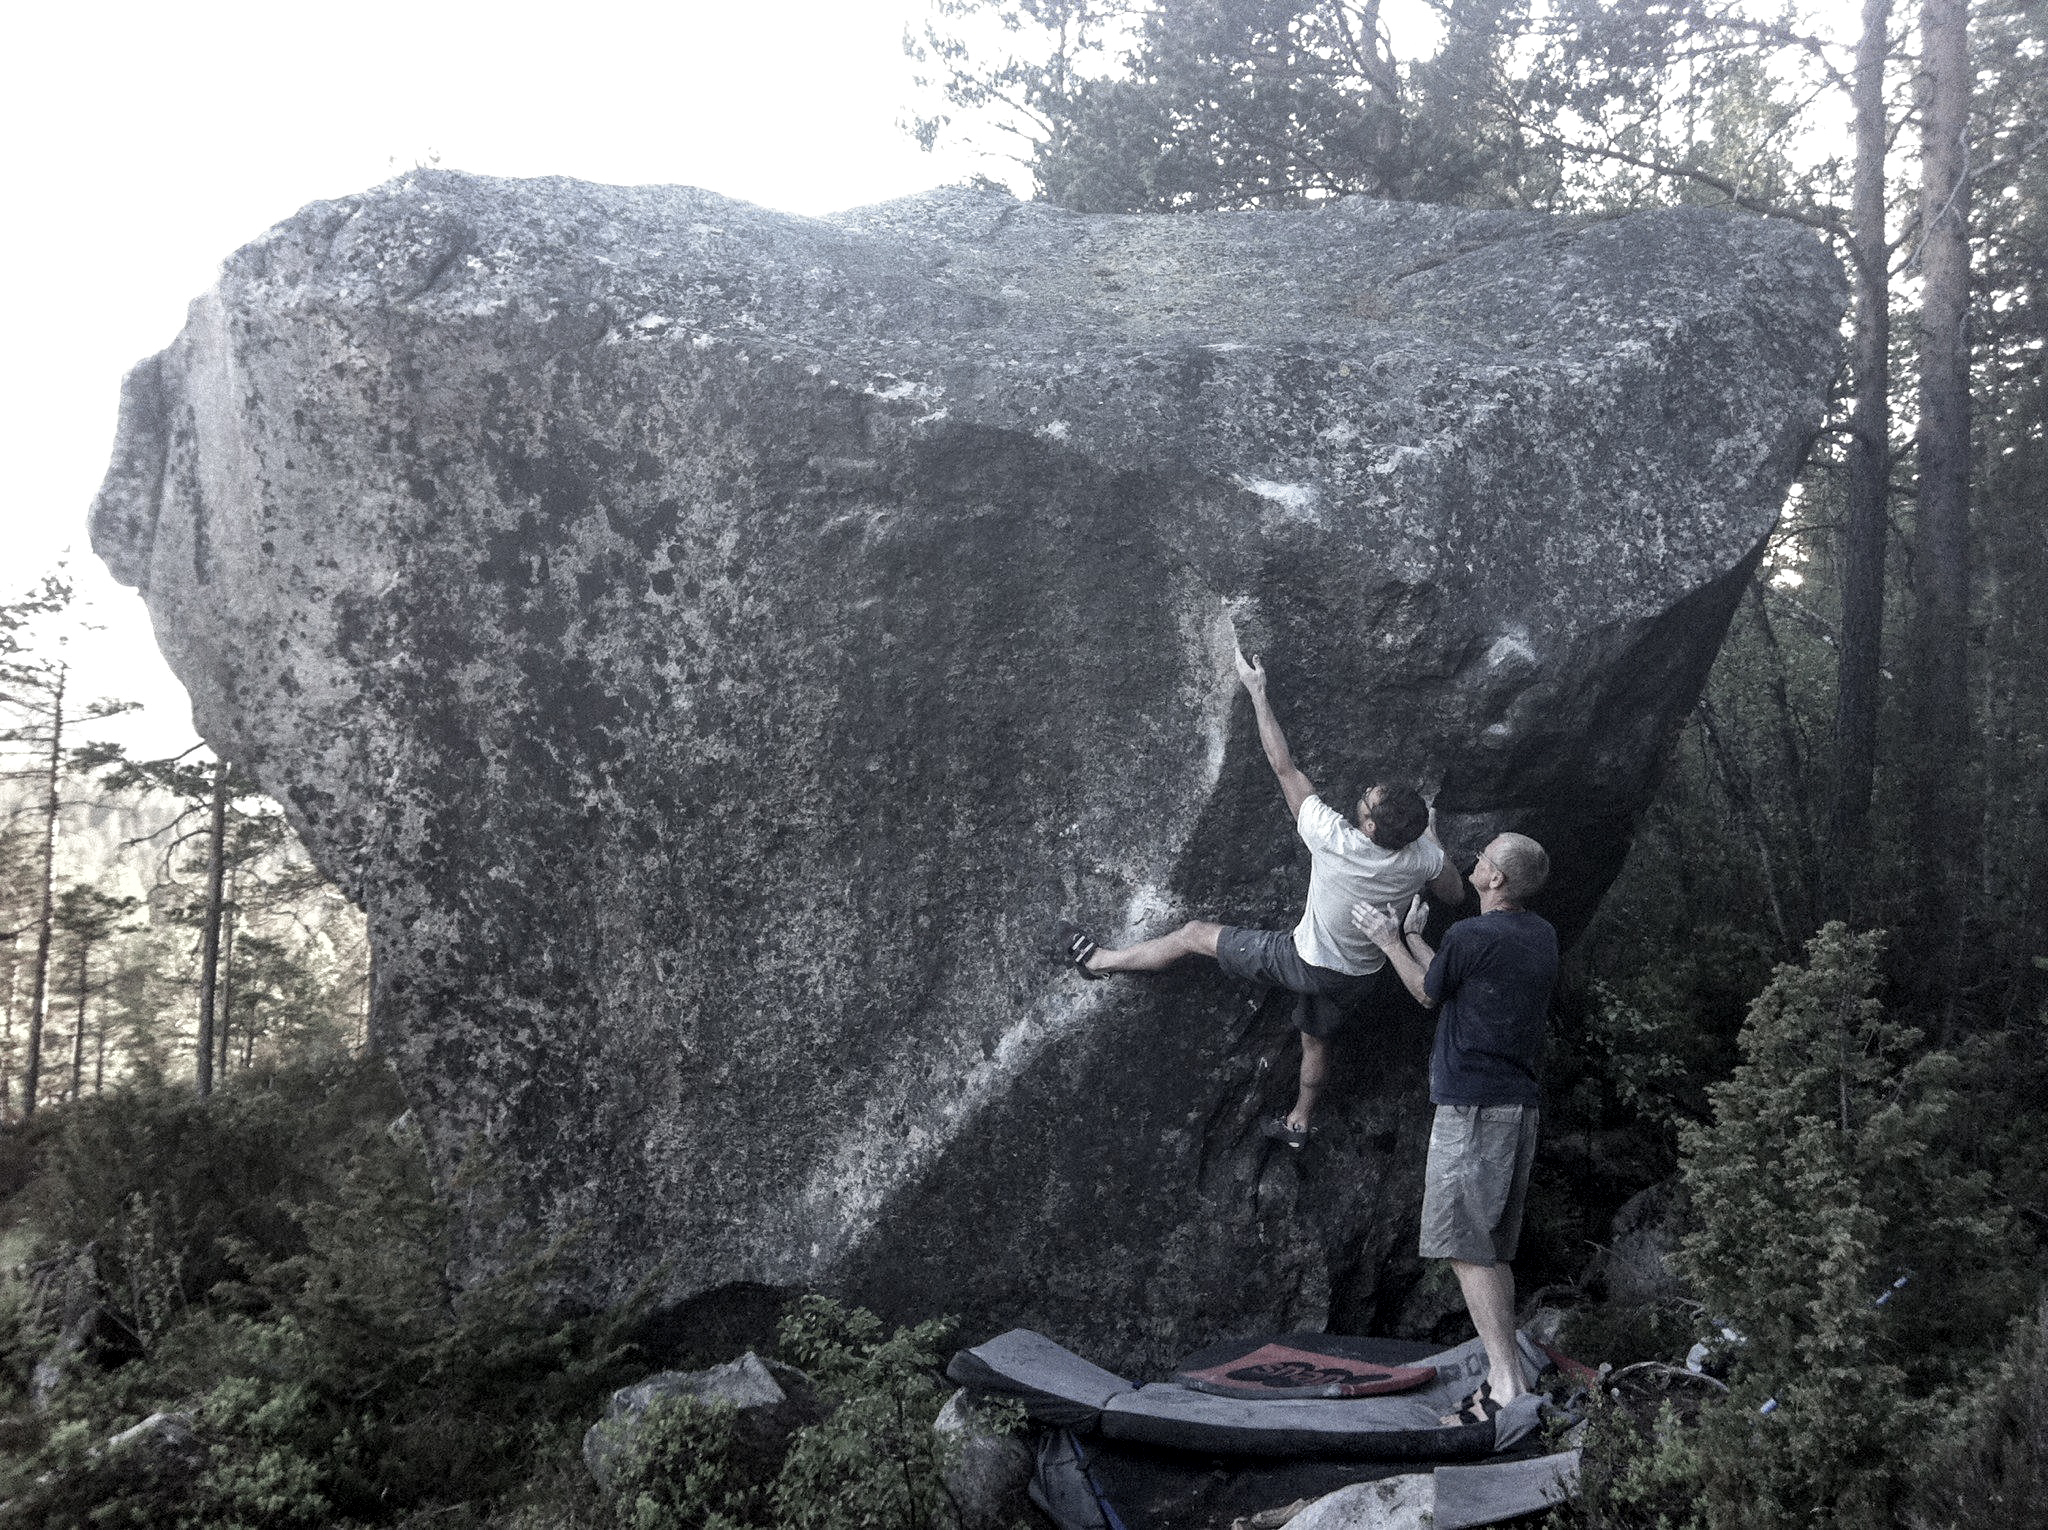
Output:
[247, 171, 1844, 357]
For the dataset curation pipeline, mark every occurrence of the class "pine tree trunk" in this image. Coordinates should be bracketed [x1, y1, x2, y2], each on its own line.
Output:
[22, 666, 65, 1119]
[1748, 579, 1820, 929]
[1831, 0, 1895, 905]
[1, 940, 16, 1121]
[1909, 0, 1974, 980]
[69, 941, 87, 1104]
[216, 895, 237, 1081]
[195, 762, 229, 1097]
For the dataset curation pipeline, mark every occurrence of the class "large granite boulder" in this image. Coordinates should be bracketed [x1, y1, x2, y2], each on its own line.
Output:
[90, 172, 1840, 1369]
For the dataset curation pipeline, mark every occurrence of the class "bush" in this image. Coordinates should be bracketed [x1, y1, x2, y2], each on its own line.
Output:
[605, 1395, 764, 1530]
[1564, 923, 2017, 1530]
[0, 1065, 998, 1530]
[1908, 1297, 2048, 1529]
[29, 1056, 404, 1316]
[0, 1059, 643, 1529]
[597, 1297, 976, 1530]
[772, 1299, 965, 1530]
[1568, 1395, 1716, 1530]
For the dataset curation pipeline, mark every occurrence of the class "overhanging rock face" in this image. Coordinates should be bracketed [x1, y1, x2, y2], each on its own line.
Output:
[91, 172, 1842, 1367]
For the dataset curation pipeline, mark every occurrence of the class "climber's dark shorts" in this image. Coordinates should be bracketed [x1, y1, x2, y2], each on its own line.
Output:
[1214, 926, 1381, 1040]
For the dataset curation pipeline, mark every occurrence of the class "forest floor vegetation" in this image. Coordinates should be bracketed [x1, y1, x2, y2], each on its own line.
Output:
[0, 1059, 1010, 1530]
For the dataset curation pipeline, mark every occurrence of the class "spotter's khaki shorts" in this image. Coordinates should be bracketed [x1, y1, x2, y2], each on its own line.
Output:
[1419, 1103, 1539, 1264]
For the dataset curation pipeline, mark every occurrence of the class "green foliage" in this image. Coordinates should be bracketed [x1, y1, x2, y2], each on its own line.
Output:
[1682, 925, 2014, 1389]
[773, 1298, 965, 1530]
[0, 1060, 642, 1528]
[0, 567, 83, 706]
[1578, 982, 1694, 1134]
[1520, 0, 1850, 219]
[604, 1396, 762, 1530]
[1568, 1396, 1715, 1530]
[1953, 1011, 2048, 1269]
[1909, 1298, 2048, 1528]
[1535, 924, 1768, 1275]
[56, 741, 370, 1092]
[1566, 924, 2017, 1530]
[30, 1058, 399, 1310]
[0, 1077, 986, 1530]
[93, 924, 200, 1088]
[594, 1296, 981, 1530]
[1553, 1290, 1696, 1376]
[910, 0, 1557, 211]
[1665, 924, 1966, 1526]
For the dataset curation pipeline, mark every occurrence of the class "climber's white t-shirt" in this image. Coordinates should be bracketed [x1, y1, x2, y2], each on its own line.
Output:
[1291, 795, 1445, 976]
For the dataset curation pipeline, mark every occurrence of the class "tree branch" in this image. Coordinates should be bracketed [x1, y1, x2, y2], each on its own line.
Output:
[1524, 123, 1846, 239]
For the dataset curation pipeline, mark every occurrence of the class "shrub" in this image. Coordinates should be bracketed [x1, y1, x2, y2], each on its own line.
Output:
[605, 1395, 763, 1530]
[773, 1298, 965, 1530]
[0, 1059, 643, 1528]
[1909, 1297, 2048, 1529]
[28, 1057, 404, 1317]
[595, 1297, 977, 1530]
[1565, 923, 2014, 1530]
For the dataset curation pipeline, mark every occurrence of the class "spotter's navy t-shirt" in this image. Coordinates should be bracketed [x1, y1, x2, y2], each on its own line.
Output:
[1423, 909, 1559, 1107]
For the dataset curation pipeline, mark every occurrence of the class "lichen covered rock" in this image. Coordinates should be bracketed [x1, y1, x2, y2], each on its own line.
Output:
[91, 172, 1840, 1367]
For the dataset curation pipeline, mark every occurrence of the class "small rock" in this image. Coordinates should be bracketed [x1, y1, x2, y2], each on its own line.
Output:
[29, 1354, 73, 1412]
[583, 1351, 806, 1490]
[28, 1245, 123, 1412]
[99, 1410, 200, 1464]
[1284, 1474, 1436, 1530]
[1605, 1180, 1690, 1304]
[1231, 1496, 1317, 1530]
[609, 1351, 789, 1417]
[934, 1389, 1033, 1530]
[1523, 1305, 1566, 1346]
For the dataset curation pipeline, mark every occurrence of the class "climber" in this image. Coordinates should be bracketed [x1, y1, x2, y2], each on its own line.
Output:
[1061, 647, 1463, 1148]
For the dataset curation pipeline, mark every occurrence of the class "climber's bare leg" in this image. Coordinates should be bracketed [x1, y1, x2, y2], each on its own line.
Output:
[1284, 1032, 1330, 1133]
[1082, 920, 1224, 974]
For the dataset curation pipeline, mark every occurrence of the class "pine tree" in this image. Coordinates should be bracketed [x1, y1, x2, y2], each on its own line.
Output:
[0, 571, 134, 1118]
[75, 747, 278, 1094]
[1669, 923, 2007, 1527]
[51, 885, 140, 1101]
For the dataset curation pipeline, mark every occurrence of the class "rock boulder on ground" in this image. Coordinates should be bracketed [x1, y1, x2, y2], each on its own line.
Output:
[91, 171, 1841, 1368]
[1603, 1178, 1693, 1305]
[935, 1389, 1035, 1530]
[1284, 1473, 1437, 1530]
[583, 1351, 814, 1490]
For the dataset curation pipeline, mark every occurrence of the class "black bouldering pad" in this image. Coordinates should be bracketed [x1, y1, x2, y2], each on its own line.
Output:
[945, 1327, 1134, 1429]
[950, 1328, 1547, 1460]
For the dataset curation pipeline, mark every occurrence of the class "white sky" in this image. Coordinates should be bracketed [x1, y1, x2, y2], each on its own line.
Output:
[0, 0, 1467, 762]
[0, 0, 999, 758]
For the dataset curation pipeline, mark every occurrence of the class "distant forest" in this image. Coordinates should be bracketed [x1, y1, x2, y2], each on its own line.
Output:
[2, 3, 2043, 1528]
[2, 571, 370, 1115]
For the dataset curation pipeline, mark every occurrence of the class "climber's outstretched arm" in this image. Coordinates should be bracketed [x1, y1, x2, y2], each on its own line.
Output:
[1235, 648, 1314, 818]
